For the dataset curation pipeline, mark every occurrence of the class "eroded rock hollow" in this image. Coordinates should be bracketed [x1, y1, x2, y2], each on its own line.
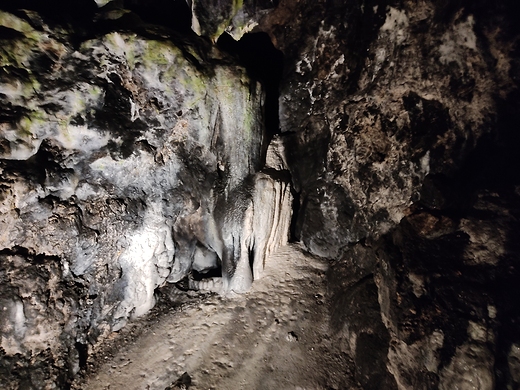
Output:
[0, 0, 519, 389]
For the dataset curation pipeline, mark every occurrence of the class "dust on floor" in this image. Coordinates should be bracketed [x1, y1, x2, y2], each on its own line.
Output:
[75, 244, 355, 390]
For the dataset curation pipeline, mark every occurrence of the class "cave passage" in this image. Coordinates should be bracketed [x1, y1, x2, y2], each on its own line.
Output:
[191, 266, 222, 281]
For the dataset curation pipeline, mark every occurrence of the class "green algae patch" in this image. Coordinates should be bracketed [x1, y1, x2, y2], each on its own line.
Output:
[0, 37, 37, 69]
[140, 39, 172, 67]
[0, 11, 38, 36]
[18, 111, 47, 137]
[0, 11, 67, 92]
[95, 33, 191, 85]
[88, 84, 103, 100]
[0, 12, 50, 67]
[177, 65, 207, 102]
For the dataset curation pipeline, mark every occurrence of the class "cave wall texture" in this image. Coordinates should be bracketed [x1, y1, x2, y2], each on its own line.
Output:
[1, 0, 519, 389]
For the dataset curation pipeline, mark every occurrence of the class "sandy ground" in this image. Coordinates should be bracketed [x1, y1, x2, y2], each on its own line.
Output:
[74, 244, 354, 390]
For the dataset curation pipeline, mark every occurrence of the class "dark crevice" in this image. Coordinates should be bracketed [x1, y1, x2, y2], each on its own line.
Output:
[0, 0, 98, 28]
[289, 188, 301, 242]
[0, 26, 26, 40]
[121, 0, 192, 34]
[0, 245, 61, 263]
[191, 266, 222, 281]
[0, 0, 201, 54]
[1, 140, 65, 186]
[248, 244, 256, 281]
[74, 342, 89, 369]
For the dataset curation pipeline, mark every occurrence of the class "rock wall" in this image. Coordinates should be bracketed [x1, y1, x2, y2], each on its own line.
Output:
[0, 6, 292, 388]
[258, 0, 517, 256]
[254, 0, 520, 388]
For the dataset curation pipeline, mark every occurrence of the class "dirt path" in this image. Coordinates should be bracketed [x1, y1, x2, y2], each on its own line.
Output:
[78, 244, 352, 390]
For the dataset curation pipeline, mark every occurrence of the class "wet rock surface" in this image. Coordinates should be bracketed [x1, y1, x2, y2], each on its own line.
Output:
[0, 0, 519, 389]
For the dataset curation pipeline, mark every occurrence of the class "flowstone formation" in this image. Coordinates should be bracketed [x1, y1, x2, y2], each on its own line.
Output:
[0, 0, 519, 389]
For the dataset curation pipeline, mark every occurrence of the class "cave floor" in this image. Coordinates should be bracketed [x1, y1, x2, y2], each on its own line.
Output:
[74, 244, 353, 390]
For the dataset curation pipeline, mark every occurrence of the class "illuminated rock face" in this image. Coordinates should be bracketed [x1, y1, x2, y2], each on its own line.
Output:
[0, 9, 292, 386]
